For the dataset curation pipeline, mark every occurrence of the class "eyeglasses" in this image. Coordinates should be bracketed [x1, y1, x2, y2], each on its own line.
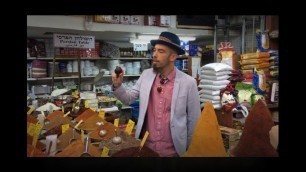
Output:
[157, 77, 169, 93]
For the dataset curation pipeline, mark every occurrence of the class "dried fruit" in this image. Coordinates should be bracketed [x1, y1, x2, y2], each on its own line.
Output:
[114, 66, 123, 78]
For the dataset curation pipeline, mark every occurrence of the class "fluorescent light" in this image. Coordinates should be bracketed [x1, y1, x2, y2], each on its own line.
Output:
[133, 35, 196, 43]
[179, 36, 196, 41]
[129, 38, 150, 44]
[137, 35, 159, 40]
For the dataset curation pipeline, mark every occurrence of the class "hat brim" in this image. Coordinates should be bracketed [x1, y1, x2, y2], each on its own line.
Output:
[150, 40, 185, 55]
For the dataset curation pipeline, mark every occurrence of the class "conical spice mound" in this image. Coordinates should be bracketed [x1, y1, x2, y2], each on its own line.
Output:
[182, 101, 227, 157]
[230, 99, 278, 157]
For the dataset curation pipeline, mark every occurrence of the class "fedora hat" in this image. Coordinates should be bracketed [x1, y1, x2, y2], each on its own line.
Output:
[150, 32, 185, 55]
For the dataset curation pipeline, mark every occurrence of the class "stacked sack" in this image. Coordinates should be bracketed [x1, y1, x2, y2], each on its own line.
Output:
[239, 52, 270, 74]
[239, 52, 271, 84]
[269, 50, 278, 79]
[198, 63, 232, 109]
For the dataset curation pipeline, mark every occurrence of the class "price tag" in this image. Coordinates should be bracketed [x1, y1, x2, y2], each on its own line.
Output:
[74, 120, 83, 129]
[73, 90, 79, 98]
[98, 110, 105, 119]
[114, 118, 119, 127]
[30, 149, 35, 157]
[27, 105, 35, 115]
[34, 123, 43, 136]
[101, 146, 110, 157]
[81, 130, 85, 143]
[125, 119, 135, 135]
[32, 123, 42, 147]
[27, 123, 36, 136]
[133, 43, 148, 51]
[72, 103, 75, 111]
[62, 124, 70, 134]
[76, 99, 81, 104]
[140, 131, 149, 149]
[221, 51, 233, 58]
[62, 106, 65, 113]
[85, 100, 89, 108]
[32, 134, 38, 148]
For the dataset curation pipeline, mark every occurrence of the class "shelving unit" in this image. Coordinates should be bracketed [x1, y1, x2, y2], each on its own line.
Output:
[27, 15, 212, 88]
[27, 56, 144, 82]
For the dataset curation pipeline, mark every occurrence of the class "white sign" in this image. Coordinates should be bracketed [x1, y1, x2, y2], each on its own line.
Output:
[133, 43, 148, 51]
[53, 34, 95, 49]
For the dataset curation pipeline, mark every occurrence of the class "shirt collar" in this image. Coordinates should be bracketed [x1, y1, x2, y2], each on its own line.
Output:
[158, 67, 176, 82]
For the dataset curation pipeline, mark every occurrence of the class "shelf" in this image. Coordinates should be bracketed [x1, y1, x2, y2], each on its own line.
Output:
[267, 103, 278, 109]
[27, 57, 152, 60]
[27, 74, 141, 81]
[100, 57, 152, 60]
[27, 15, 213, 42]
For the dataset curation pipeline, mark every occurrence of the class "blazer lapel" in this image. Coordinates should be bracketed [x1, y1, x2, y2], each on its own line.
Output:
[144, 69, 157, 97]
[170, 68, 182, 122]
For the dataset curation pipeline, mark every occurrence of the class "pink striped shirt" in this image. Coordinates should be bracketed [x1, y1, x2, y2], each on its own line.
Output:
[145, 68, 178, 157]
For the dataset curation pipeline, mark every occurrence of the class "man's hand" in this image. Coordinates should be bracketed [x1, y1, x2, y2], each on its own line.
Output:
[112, 72, 123, 88]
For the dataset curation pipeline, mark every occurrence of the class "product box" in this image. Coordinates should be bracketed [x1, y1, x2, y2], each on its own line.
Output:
[144, 15, 158, 26]
[120, 15, 131, 25]
[130, 15, 140, 25]
[159, 15, 171, 27]
[219, 126, 242, 150]
[94, 15, 112, 23]
[111, 15, 120, 24]
[189, 44, 198, 57]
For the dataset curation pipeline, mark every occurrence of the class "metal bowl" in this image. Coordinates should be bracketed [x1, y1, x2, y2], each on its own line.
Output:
[98, 100, 116, 108]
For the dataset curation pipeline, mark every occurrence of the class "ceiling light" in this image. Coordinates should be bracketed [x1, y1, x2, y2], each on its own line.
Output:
[129, 38, 150, 44]
[137, 34, 196, 42]
[179, 36, 196, 41]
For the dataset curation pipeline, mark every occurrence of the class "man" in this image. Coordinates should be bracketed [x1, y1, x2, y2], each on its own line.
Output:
[112, 31, 201, 157]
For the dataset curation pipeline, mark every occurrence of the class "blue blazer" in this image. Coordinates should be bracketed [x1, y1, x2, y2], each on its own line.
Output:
[113, 68, 201, 155]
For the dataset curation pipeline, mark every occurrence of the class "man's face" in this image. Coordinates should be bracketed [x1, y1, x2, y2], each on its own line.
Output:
[152, 44, 176, 72]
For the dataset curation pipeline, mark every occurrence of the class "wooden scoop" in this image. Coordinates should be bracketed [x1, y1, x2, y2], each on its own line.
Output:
[80, 136, 91, 157]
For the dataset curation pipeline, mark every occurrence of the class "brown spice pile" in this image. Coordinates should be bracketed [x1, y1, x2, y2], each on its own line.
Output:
[46, 110, 64, 120]
[27, 144, 47, 157]
[75, 108, 96, 122]
[43, 115, 73, 131]
[27, 134, 46, 151]
[57, 128, 82, 151]
[27, 114, 38, 125]
[88, 122, 117, 141]
[230, 99, 278, 157]
[98, 130, 141, 156]
[78, 114, 107, 132]
[55, 140, 101, 157]
[111, 146, 159, 157]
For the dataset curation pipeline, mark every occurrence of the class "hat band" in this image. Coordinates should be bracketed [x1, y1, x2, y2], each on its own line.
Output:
[159, 36, 180, 47]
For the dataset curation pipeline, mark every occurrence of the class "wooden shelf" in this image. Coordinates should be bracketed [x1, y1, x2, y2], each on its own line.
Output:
[27, 57, 152, 60]
[27, 74, 141, 81]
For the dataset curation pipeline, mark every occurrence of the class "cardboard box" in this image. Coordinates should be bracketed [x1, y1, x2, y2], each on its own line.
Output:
[111, 15, 120, 24]
[94, 15, 112, 23]
[144, 15, 158, 26]
[120, 15, 131, 25]
[159, 15, 171, 27]
[130, 15, 140, 25]
[220, 126, 242, 150]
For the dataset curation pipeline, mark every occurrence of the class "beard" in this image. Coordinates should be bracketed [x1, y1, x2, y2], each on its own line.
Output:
[152, 55, 171, 73]
[152, 63, 161, 72]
